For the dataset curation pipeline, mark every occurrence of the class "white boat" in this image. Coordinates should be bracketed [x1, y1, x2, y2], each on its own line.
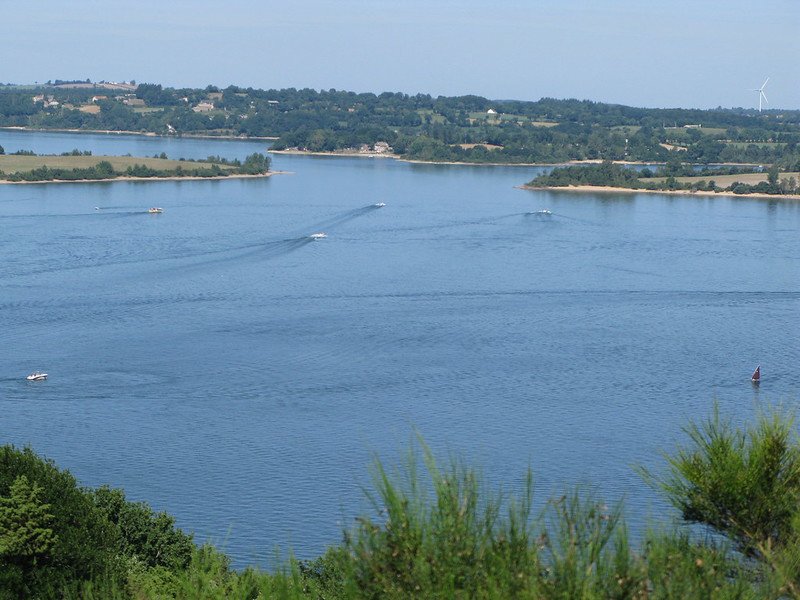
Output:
[374, 202, 386, 208]
[26, 372, 47, 381]
[148, 207, 164, 214]
[309, 232, 327, 239]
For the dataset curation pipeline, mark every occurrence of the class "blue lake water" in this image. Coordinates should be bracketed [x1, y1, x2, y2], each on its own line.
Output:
[1, 129, 799, 567]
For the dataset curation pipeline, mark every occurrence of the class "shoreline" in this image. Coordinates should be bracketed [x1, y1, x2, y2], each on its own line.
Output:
[0, 129, 767, 169]
[0, 172, 284, 185]
[269, 149, 668, 167]
[518, 184, 800, 201]
[269, 148, 399, 159]
[0, 126, 278, 141]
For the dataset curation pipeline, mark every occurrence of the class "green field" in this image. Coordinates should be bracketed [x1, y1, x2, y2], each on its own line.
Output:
[466, 112, 558, 127]
[416, 109, 447, 124]
[0, 154, 235, 175]
[725, 141, 787, 149]
[663, 127, 728, 139]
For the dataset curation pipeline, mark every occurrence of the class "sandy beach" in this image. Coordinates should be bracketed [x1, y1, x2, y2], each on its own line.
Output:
[269, 148, 663, 168]
[519, 184, 800, 201]
[0, 172, 284, 185]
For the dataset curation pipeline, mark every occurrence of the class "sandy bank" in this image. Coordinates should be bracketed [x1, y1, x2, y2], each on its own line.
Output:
[519, 184, 800, 201]
[269, 149, 689, 168]
[0, 172, 285, 185]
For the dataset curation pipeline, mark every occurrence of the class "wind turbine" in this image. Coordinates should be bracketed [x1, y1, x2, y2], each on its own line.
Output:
[752, 77, 769, 112]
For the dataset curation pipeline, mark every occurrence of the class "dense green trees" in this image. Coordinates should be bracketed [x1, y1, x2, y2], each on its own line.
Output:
[0, 446, 195, 598]
[527, 161, 644, 188]
[240, 152, 271, 174]
[0, 446, 122, 597]
[0, 475, 57, 594]
[2, 83, 799, 165]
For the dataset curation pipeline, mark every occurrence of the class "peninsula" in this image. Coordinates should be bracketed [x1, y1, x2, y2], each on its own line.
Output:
[0, 149, 271, 183]
[523, 160, 800, 200]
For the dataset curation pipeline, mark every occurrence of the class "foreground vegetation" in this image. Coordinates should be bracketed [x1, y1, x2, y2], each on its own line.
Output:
[1, 82, 800, 166]
[527, 160, 800, 196]
[4, 406, 800, 598]
[0, 150, 270, 182]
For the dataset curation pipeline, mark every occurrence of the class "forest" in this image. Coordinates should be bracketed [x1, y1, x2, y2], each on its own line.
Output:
[1, 82, 799, 166]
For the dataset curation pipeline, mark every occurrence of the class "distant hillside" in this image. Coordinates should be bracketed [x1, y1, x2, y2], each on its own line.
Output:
[1, 82, 799, 166]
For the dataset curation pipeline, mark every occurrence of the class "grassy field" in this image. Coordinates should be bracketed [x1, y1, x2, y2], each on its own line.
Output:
[664, 126, 727, 137]
[610, 125, 641, 135]
[416, 109, 447, 124]
[455, 143, 503, 150]
[724, 141, 787, 149]
[643, 171, 800, 187]
[0, 155, 236, 175]
[466, 112, 559, 127]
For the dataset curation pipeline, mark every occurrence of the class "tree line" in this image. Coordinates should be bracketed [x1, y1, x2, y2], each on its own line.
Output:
[1, 83, 799, 166]
[527, 160, 799, 195]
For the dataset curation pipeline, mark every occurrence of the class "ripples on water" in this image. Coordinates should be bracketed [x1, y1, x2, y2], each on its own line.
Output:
[1, 130, 799, 567]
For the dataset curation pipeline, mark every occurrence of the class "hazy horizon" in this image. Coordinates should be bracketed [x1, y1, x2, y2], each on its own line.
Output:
[6, 0, 799, 110]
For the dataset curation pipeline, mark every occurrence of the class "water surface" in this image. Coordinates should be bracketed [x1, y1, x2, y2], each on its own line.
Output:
[1, 129, 799, 566]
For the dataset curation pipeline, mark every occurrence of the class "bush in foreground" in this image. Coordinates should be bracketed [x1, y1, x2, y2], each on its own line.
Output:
[3, 406, 800, 597]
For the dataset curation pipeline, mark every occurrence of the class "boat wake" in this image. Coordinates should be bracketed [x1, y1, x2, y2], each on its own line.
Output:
[150, 237, 316, 276]
[0, 205, 377, 282]
[298, 205, 382, 236]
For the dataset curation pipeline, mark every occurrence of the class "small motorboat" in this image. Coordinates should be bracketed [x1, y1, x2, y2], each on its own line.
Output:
[309, 232, 327, 240]
[374, 202, 386, 208]
[526, 209, 552, 217]
[26, 372, 48, 381]
[148, 207, 164, 214]
[751, 365, 761, 383]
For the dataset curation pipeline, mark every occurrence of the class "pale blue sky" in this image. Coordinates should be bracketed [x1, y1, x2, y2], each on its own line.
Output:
[5, 0, 798, 108]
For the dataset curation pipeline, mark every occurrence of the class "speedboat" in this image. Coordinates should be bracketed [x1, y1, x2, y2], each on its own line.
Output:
[309, 232, 327, 240]
[527, 209, 552, 216]
[148, 207, 164, 214]
[26, 372, 47, 381]
[374, 202, 386, 208]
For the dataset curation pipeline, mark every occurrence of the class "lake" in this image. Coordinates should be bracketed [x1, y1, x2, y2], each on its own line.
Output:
[1, 129, 798, 567]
